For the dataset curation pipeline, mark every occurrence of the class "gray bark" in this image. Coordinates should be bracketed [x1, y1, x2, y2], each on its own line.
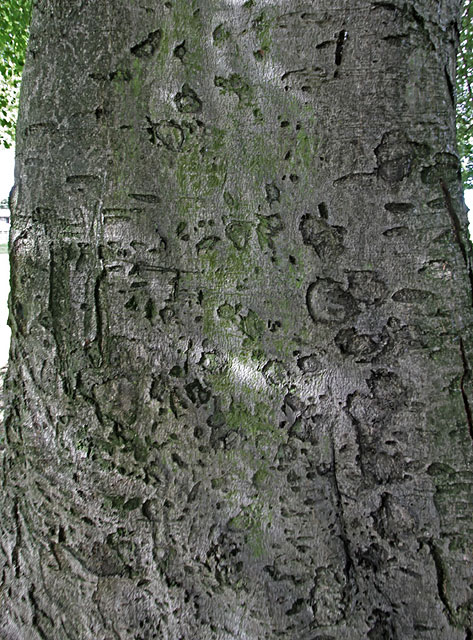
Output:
[1, 0, 473, 638]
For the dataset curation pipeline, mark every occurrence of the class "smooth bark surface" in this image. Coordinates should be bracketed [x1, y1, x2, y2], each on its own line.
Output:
[1, 1, 473, 638]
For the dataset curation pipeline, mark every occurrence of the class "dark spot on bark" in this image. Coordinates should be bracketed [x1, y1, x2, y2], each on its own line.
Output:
[109, 68, 132, 82]
[421, 152, 461, 186]
[128, 193, 160, 203]
[265, 182, 280, 204]
[306, 279, 357, 324]
[392, 288, 433, 303]
[297, 354, 322, 372]
[154, 120, 184, 151]
[240, 309, 264, 340]
[375, 131, 415, 183]
[384, 202, 414, 214]
[459, 338, 473, 442]
[187, 482, 201, 503]
[173, 41, 186, 60]
[150, 376, 165, 400]
[225, 222, 251, 250]
[347, 271, 386, 304]
[367, 608, 397, 639]
[223, 191, 235, 208]
[335, 327, 382, 361]
[300, 213, 345, 259]
[371, 1, 398, 12]
[171, 452, 187, 469]
[175, 84, 202, 114]
[356, 543, 388, 571]
[131, 29, 162, 58]
[257, 213, 283, 249]
[196, 236, 220, 253]
[123, 496, 142, 511]
[145, 298, 155, 321]
[318, 201, 329, 219]
[214, 74, 252, 105]
[335, 29, 348, 66]
[444, 65, 455, 106]
[169, 365, 184, 377]
[383, 226, 409, 237]
[185, 379, 211, 405]
[213, 24, 230, 44]
[286, 598, 305, 615]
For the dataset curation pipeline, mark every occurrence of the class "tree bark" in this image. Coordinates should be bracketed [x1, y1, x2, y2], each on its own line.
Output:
[1, 1, 473, 638]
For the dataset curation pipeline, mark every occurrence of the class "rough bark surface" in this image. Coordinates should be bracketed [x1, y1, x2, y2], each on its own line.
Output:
[1, 1, 473, 638]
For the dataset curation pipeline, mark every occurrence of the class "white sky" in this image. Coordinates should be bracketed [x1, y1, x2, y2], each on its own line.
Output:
[0, 147, 14, 202]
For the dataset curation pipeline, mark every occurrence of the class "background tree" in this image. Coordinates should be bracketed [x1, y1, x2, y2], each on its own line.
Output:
[1, 1, 473, 639]
[0, 0, 31, 148]
[457, 0, 473, 188]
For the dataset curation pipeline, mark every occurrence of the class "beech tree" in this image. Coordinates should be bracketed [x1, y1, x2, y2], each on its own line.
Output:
[1, 1, 473, 638]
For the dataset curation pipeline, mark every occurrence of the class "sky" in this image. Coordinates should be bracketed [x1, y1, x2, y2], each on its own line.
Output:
[0, 147, 14, 202]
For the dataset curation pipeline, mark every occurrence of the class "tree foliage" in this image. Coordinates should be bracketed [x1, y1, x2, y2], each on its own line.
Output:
[457, 0, 473, 188]
[0, 0, 31, 148]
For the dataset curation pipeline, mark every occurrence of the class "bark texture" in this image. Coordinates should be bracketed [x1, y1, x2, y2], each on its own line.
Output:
[1, 1, 473, 638]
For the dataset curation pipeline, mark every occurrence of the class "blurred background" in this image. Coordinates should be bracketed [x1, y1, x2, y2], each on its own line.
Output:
[0, 147, 13, 367]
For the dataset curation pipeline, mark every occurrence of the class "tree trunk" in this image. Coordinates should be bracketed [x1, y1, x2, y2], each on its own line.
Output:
[1, 1, 472, 638]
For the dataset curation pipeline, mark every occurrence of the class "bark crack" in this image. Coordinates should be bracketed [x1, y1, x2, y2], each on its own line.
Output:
[426, 540, 454, 625]
[48, 243, 59, 352]
[440, 180, 468, 265]
[331, 439, 354, 589]
[335, 30, 348, 67]
[11, 499, 22, 578]
[444, 65, 455, 106]
[459, 338, 473, 443]
[28, 585, 51, 640]
[440, 180, 473, 305]
[94, 245, 107, 363]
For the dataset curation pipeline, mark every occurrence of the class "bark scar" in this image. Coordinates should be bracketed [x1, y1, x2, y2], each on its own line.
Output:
[330, 439, 354, 588]
[440, 179, 473, 306]
[28, 585, 50, 640]
[459, 338, 473, 443]
[426, 540, 454, 624]
[334, 30, 348, 70]
[444, 66, 455, 106]
[94, 245, 106, 362]
[12, 499, 22, 578]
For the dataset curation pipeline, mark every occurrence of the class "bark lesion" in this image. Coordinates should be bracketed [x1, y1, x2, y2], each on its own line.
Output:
[425, 540, 455, 625]
[439, 179, 473, 305]
[459, 338, 473, 443]
[130, 29, 162, 59]
[11, 499, 22, 579]
[334, 29, 348, 68]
